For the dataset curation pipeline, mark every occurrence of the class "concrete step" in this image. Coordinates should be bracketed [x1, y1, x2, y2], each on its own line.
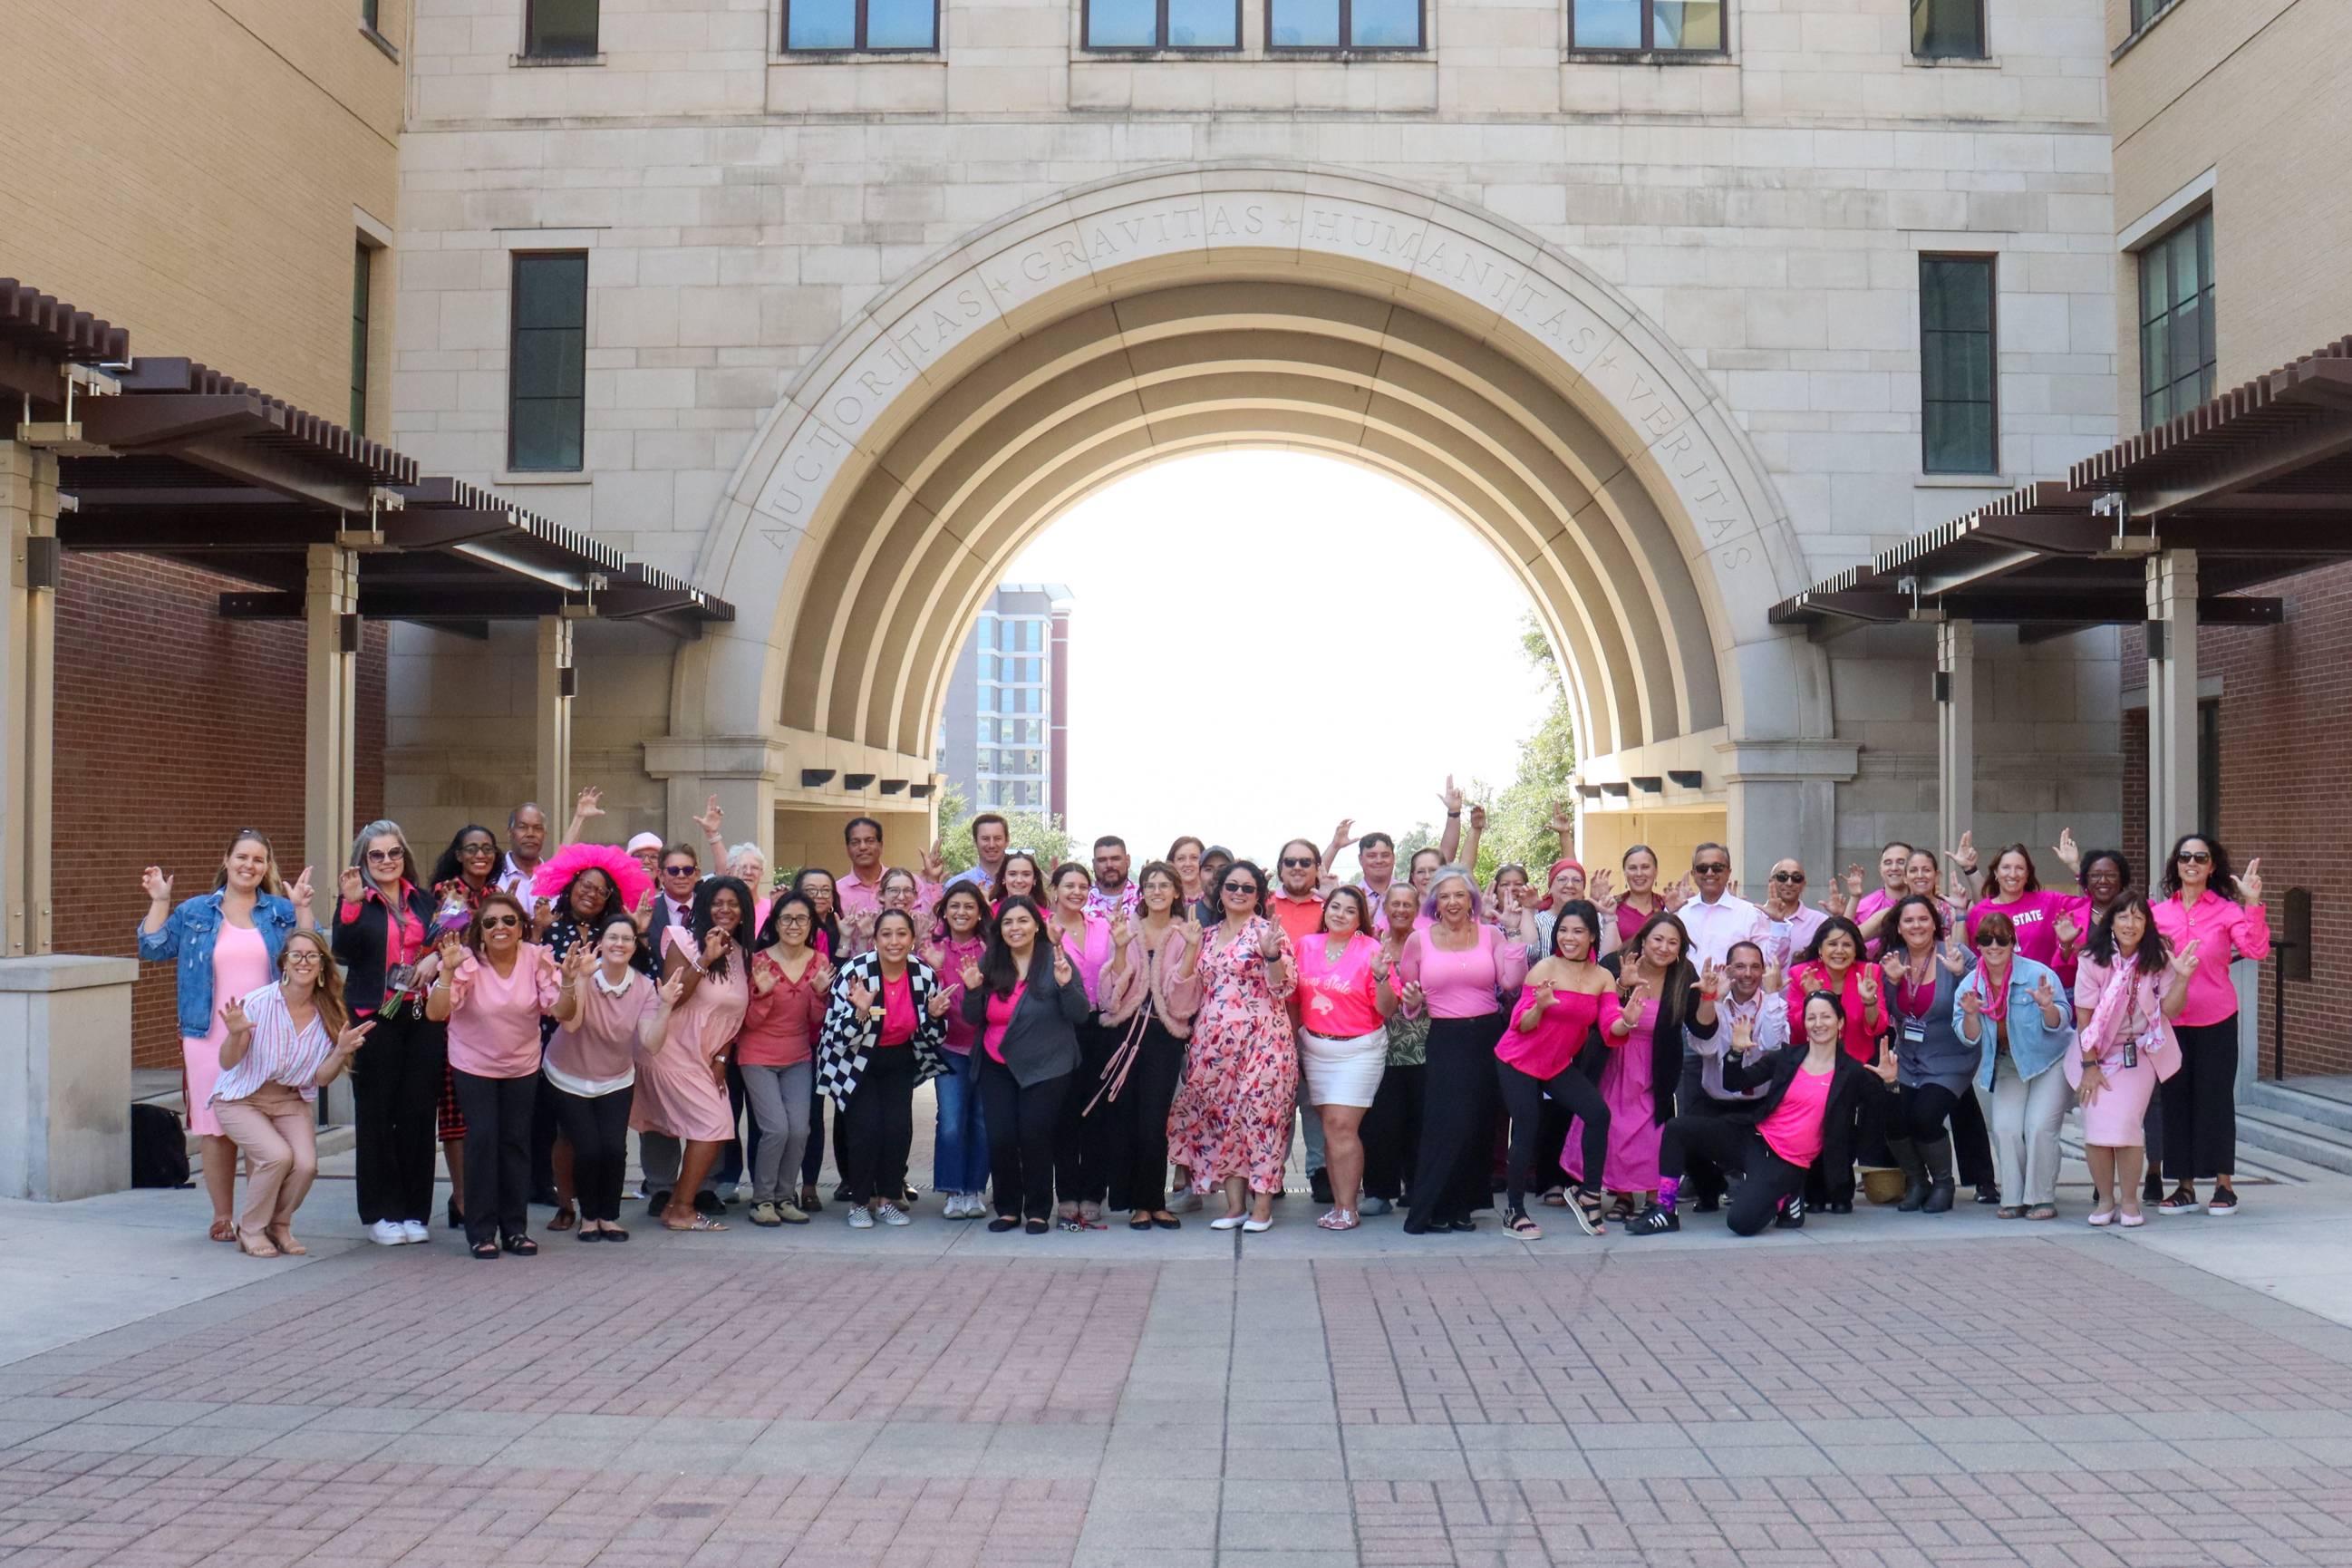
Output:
[2245, 1079, 2352, 1137]
[2234, 1100, 2352, 1177]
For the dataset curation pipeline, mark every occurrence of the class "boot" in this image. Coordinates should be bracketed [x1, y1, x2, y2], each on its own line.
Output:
[1889, 1137, 1928, 1213]
[1920, 1135, 1956, 1214]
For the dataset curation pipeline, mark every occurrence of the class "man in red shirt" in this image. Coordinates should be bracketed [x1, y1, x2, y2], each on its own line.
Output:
[1270, 837, 1331, 1200]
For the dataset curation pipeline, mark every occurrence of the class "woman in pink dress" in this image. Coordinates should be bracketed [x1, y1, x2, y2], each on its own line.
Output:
[2070, 892, 2193, 1227]
[634, 875, 753, 1233]
[1166, 860, 1296, 1233]
[1569, 910, 1695, 1217]
[426, 889, 563, 1258]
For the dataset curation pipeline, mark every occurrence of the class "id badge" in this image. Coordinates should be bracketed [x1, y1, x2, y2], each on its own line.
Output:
[1901, 1018, 1925, 1049]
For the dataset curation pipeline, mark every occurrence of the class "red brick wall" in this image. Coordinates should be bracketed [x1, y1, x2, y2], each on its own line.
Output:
[2119, 563, 2350, 1079]
[53, 554, 386, 1070]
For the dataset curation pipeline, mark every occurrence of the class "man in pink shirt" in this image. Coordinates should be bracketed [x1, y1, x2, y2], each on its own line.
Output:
[835, 816, 944, 919]
[1757, 858, 1827, 972]
[1848, 840, 1913, 934]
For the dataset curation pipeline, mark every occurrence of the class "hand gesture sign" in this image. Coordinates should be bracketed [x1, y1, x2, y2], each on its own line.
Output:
[1948, 829, 1979, 876]
[919, 940, 945, 973]
[1856, 963, 1880, 1004]
[1527, 981, 1556, 1011]
[219, 995, 251, 1035]
[2054, 911, 2080, 949]
[142, 865, 175, 904]
[339, 866, 367, 905]
[1698, 959, 1724, 1000]
[1438, 775, 1464, 816]
[658, 968, 688, 1007]
[701, 926, 731, 967]
[1731, 1014, 1755, 1054]
[1798, 967, 1824, 997]
[692, 794, 724, 839]
[634, 884, 656, 919]
[436, 931, 465, 971]
[1664, 876, 1693, 912]
[2171, 936, 2202, 978]
[1050, 943, 1075, 987]
[1880, 952, 1906, 986]
[1258, 923, 1284, 961]
[1331, 817, 1359, 851]
[574, 785, 605, 821]
[564, 943, 595, 985]
[1941, 939, 1969, 976]
[926, 986, 952, 1019]
[1621, 975, 1653, 1015]
[335, 1018, 375, 1054]
[1545, 800, 1577, 837]
[1960, 984, 1985, 1020]
[2054, 827, 2081, 873]
[2032, 973, 2057, 1011]
[920, 838, 946, 883]
[1179, 907, 1205, 949]
[961, 956, 985, 991]
[288, 865, 315, 909]
[811, 959, 836, 993]
[2234, 857, 2264, 904]
[1399, 980, 1426, 1012]
[1109, 909, 1133, 948]
[1873, 1041, 1900, 1086]
[847, 978, 876, 1011]
[1468, 803, 1487, 833]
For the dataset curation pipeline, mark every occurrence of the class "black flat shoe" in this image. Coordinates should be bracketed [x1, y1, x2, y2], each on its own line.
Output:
[447, 1201, 466, 1231]
[1151, 1215, 1181, 1231]
[1448, 1216, 1478, 1233]
[1975, 1184, 2001, 1205]
[603, 1226, 630, 1244]
[502, 1234, 537, 1256]
[1023, 1218, 1050, 1235]
[1128, 1216, 1154, 1231]
[1824, 1199, 1854, 1215]
[988, 1216, 1020, 1233]
[576, 1228, 603, 1243]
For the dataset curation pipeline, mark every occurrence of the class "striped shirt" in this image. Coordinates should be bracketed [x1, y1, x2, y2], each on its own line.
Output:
[211, 984, 338, 1105]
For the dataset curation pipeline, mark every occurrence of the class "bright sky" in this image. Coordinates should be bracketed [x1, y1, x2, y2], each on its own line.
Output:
[1004, 451, 1553, 876]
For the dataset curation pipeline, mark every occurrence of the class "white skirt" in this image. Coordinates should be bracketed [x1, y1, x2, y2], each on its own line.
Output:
[1300, 1027, 1388, 1108]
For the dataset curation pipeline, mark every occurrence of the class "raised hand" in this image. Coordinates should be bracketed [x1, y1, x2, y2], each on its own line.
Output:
[1179, 907, 1204, 948]
[533, 903, 558, 939]
[2054, 911, 2080, 949]
[1258, 922, 1283, 960]
[1880, 953, 1905, 985]
[1620, 976, 1653, 1014]
[1844, 864, 1865, 899]
[659, 968, 688, 1007]
[141, 865, 174, 904]
[564, 943, 595, 984]
[288, 865, 315, 909]
[2234, 857, 2264, 903]
[1372, 951, 1393, 984]
[1960, 985, 1985, 1019]
[701, 926, 731, 966]
[339, 866, 366, 905]
[926, 986, 952, 1019]
[1399, 980, 1426, 1012]
[1856, 963, 1880, 1003]
[1731, 1014, 1755, 1053]
[1468, 803, 1487, 833]
[848, 979, 875, 1011]
[1873, 1041, 1900, 1085]
[437, 930, 465, 967]
[692, 794, 724, 838]
[1109, 909, 1133, 948]
[2171, 936, 2202, 977]
[335, 1018, 375, 1053]
[1526, 981, 1556, 1011]
[1948, 830, 1979, 876]
[2053, 827, 2080, 873]
[1050, 944, 1075, 986]
[920, 838, 946, 883]
[1544, 800, 1576, 837]
[1331, 818, 1359, 851]
[811, 959, 835, 993]
[1698, 959, 1724, 1000]
[1589, 867, 1616, 906]
[1941, 940, 1969, 976]
[1438, 775, 1464, 816]
[1798, 967, 1824, 997]
[2032, 973, 2057, 1011]
[219, 996, 251, 1035]
[919, 940, 945, 972]
[1664, 876, 1693, 912]
[956, 960, 982, 995]
[574, 785, 605, 821]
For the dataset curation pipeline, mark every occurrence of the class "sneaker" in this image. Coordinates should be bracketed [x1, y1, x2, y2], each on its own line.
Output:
[1357, 1195, 1393, 1216]
[2159, 1186, 2202, 1215]
[2206, 1186, 2239, 1216]
[847, 1205, 876, 1229]
[875, 1201, 912, 1226]
[749, 1202, 782, 1227]
[774, 1200, 810, 1224]
[1309, 1167, 1333, 1205]
[369, 1219, 407, 1247]
[400, 1220, 430, 1244]
[1169, 1190, 1203, 1215]
[1622, 1205, 1679, 1236]
[1774, 1197, 1806, 1230]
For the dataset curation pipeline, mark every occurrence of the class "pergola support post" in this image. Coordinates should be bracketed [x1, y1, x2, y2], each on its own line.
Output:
[2146, 548, 2200, 870]
[536, 615, 574, 827]
[305, 544, 359, 924]
[0, 440, 58, 956]
[1936, 619, 1976, 864]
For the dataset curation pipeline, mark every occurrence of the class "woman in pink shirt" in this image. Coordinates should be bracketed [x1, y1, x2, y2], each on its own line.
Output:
[1293, 886, 1392, 1232]
[1045, 861, 1118, 1229]
[1962, 844, 2090, 982]
[546, 913, 683, 1240]
[1398, 868, 1529, 1235]
[2153, 835, 2268, 1217]
[426, 890, 562, 1259]
[1497, 900, 1619, 1239]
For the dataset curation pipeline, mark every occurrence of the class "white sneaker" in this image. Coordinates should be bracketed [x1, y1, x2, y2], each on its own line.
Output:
[369, 1220, 407, 1246]
[847, 1206, 876, 1229]
[941, 1193, 965, 1219]
[400, 1221, 430, 1244]
[1170, 1190, 1203, 1215]
[875, 1201, 911, 1226]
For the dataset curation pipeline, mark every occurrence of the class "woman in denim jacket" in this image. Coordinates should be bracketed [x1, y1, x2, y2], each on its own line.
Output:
[1956, 910, 2076, 1220]
[139, 831, 312, 1243]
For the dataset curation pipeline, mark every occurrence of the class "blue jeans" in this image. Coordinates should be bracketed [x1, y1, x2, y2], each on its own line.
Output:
[933, 1053, 992, 1194]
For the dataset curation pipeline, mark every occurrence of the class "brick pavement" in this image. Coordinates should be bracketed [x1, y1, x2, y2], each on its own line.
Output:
[10, 1229, 2352, 1565]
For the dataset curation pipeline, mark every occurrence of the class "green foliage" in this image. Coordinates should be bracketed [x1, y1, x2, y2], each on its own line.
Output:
[1466, 615, 1580, 883]
[935, 779, 1075, 875]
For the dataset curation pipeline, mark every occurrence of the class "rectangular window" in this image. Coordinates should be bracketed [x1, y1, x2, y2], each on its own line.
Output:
[350, 241, 372, 435]
[2197, 697, 2221, 836]
[784, 0, 936, 50]
[1086, 0, 1240, 47]
[1268, 0, 1418, 47]
[2131, 0, 2175, 32]
[1567, 0, 1722, 51]
[361, 0, 380, 29]
[508, 253, 587, 472]
[1911, 0, 1983, 59]
[2139, 209, 2216, 429]
[1919, 254, 1998, 475]
[524, 0, 598, 56]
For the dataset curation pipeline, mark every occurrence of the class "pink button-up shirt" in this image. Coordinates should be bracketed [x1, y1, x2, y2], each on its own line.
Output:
[2152, 889, 2270, 1026]
[836, 867, 944, 920]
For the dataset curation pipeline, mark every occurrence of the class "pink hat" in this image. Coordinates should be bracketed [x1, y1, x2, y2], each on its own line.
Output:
[1539, 857, 1586, 911]
[625, 831, 664, 855]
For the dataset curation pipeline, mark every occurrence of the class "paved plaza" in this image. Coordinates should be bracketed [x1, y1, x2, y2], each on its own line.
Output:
[10, 1147, 2352, 1568]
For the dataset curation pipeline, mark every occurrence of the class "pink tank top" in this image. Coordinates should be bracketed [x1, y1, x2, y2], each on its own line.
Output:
[1757, 1060, 1834, 1167]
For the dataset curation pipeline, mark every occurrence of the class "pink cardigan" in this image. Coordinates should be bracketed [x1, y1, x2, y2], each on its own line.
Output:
[1098, 925, 1205, 1040]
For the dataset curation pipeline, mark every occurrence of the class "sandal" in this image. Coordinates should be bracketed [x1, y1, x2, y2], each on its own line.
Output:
[209, 1217, 237, 1244]
[662, 1215, 728, 1233]
[264, 1227, 307, 1256]
[1316, 1209, 1360, 1231]
[235, 1233, 280, 1259]
[502, 1234, 539, 1255]
[470, 1241, 501, 1260]
[1505, 1209, 1543, 1239]
[797, 1185, 825, 1214]
[548, 1205, 576, 1233]
[1996, 1205, 2025, 1220]
[1607, 1194, 1636, 1224]
[1570, 1188, 1608, 1237]
[1540, 1186, 1568, 1208]
[2026, 1204, 2058, 1222]
[1057, 1215, 1087, 1233]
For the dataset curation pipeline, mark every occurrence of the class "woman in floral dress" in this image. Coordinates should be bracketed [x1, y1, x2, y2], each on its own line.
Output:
[1166, 859, 1296, 1233]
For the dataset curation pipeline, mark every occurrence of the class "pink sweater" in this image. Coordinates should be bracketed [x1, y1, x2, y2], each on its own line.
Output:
[1098, 924, 1205, 1039]
[447, 944, 563, 1079]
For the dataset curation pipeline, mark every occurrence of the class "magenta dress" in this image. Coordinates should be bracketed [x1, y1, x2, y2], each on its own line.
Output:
[183, 924, 275, 1138]
[1563, 992, 1662, 1192]
[1165, 916, 1297, 1195]
[630, 927, 749, 1144]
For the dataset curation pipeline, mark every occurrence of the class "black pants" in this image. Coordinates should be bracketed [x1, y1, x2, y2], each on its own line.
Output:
[451, 1068, 536, 1247]
[1803, 1062, 1880, 1207]
[1671, 1060, 1761, 1206]
[1496, 1056, 1609, 1213]
[2163, 1016, 2240, 1181]
[838, 1046, 918, 1205]
[530, 1070, 563, 1199]
[716, 1058, 756, 1186]
[801, 1081, 829, 1189]
[1104, 1019, 1186, 1214]
[980, 1059, 1069, 1221]
[548, 1082, 633, 1224]
[350, 1009, 447, 1225]
[1361, 1060, 1423, 1202]
[1054, 1017, 1116, 1209]
[1891, 1080, 1962, 1144]
[1951, 1083, 1995, 1188]
[1661, 1115, 1805, 1237]
[1408, 1014, 1505, 1228]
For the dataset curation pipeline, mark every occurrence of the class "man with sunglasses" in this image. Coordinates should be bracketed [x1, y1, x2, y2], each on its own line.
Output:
[1757, 858, 1826, 974]
[1270, 839, 1331, 1201]
[653, 845, 703, 930]
[1675, 842, 1767, 970]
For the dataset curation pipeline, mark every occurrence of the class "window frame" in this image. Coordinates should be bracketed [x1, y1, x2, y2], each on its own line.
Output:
[350, 239, 373, 437]
[1083, 0, 1244, 51]
[522, 0, 599, 57]
[1564, 0, 1727, 54]
[507, 250, 589, 475]
[2131, 0, 2179, 34]
[2137, 208, 2217, 431]
[1909, 0, 1985, 61]
[1264, 0, 1424, 52]
[1917, 251, 2000, 478]
[781, 0, 940, 53]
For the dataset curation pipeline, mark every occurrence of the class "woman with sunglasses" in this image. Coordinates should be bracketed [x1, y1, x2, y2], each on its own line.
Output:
[1098, 862, 1203, 1230]
[635, 876, 755, 1233]
[1957, 910, 2075, 1220]
[1166, 860, 1298, 1233]
[334, 820, 448, 1245]
[961, 895, 1089, 1234]
[209, 929, 369, 1257]
[1399, 866, 1528, 1234]
[736, 894, 833, 1226]
[546, 912, 684, 1241]
[140, 829, 313, 1244]
[425, 890, 562, 1258]
[923, 884, 995, 1218]
[2152, 835, 2267, 1217]
[2071, 893, 2194, 1227]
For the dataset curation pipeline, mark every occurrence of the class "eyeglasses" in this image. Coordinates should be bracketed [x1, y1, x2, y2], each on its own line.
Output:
[778, 915, 810, 926]
[1280, 857, 1316, 869]
[1770, 871, 1805, 884]
[460, 843, 496, 857]
[2176, 850, 2212, 865]
[284, 951, 324, 967]
[479, 915, 520, 929]
[1694, 863, 1730, 876]
[364, 848, 404, 864]
[663, 864, 698, 876]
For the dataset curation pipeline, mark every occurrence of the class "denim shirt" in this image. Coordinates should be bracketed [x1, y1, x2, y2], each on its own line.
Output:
[137, 891, 300, 1038]
[1956, 953, 2074, 1089]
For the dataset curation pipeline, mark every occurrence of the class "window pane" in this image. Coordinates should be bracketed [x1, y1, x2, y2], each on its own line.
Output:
[361, 0, 379, 29]
[526, 0, 598, 55]
[1350, 0, 1419, 46]
[1089, 0, 1158, 44]
[1168, 0, 1237, 46]
[1271, 0, 1340, 46]
[1652, 1, 1720, 48]
[512, 255, 586, 471]
[865, 0, 934, 48]
[1912, 0, 1983, 58]
[351, 243, 371, 435]
[1572, 0, 1641, 46]
[1919, 256, 1995, 474]
[786, 0, 855, 48]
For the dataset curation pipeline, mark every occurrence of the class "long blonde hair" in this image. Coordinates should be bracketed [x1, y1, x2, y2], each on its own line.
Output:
[210, 829, 288, 900]
[278, 928, 350, 1044]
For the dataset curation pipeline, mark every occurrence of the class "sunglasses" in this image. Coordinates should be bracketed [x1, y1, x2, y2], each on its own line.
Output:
[1695, 863, 1730, 876]
[663, 864, 698, 876]
[460, 843, 497, 857]
[479, 914, 521, 929]
[1280, 857, 1316, 869]
[364, 848, 404, 863]
[1222, 882, 1255, 895]
[1770, 871, 1805, 884]
[2176, 850, 2212, 864]
[1977, 935, 2014, 948]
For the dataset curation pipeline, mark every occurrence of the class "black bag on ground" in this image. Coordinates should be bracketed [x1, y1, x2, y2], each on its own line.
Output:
[131, 1102, 191, 1188]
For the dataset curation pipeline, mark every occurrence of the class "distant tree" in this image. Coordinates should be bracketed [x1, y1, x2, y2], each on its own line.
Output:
[1466, 616, 1580, 884]
[936, 780, 1073, 876]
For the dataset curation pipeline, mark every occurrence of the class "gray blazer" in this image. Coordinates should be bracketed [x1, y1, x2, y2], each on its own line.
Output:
[1887, 954, 1978, 1095]
[960, 951, 1090, 1088]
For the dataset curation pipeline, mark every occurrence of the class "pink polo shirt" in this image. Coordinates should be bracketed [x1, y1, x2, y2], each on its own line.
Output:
[447, 944, 563, 1079]
[2152, 889, 2270, 1026]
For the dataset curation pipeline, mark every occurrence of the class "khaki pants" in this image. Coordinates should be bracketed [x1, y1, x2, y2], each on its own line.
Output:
[212, 1082, 319, 1245]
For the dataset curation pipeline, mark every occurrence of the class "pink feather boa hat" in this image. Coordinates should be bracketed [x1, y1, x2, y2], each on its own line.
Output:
[532, 841, 653, 916]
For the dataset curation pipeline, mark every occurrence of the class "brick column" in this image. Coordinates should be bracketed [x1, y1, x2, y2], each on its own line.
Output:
[2145, 548, 2198, 871]
[1935, 619, 1975, 863]
[305, 545, 359, 924]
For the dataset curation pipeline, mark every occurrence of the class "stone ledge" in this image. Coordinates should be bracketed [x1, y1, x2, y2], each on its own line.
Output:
[0, 954, 139, 993]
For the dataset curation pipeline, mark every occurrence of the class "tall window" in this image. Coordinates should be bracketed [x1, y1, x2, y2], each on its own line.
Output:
[350, 241, 373, 435]
[524, 0, 598, 56]
[1919, 255, 1998, 475]
[2140, 210, 2216, 429]
[509, 253, 587, 472]
[1567, 0, 1722, 51]
[1268, 0, 1420, 47]
[784, 0, 935, 50]
[2131, 0, 2176, 31]
[1911, 0, 1984, 59]
[1086, 0, 1239, 47]
[361, 0, 380, 29]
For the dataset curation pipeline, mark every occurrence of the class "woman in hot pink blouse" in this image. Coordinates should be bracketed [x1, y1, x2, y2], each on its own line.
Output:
[426, 890, 563, 1259]
[1166, 860, 1297, 1233]
[2152, 835, 2267, 1217]
[1399, 867, 1529, 1235]
[2070, 893, 2192, 1228]
[1292, 886, 1392, 1232]
[1962, 843, 2090, 983]
[1497, 900, 1619, 1239]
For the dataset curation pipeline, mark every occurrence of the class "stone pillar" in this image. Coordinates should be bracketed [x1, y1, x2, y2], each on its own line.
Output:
[1935, 619, 1976, 862]
[536, 615, 575, 823]
[0, 440, 60, 956]
[644, 735, 789, 868]
[1716, 739, 1862, 891]
[0, 953, 138, 1199]
[305, 545, 359, 924]
[2145, 549, 2199, 872]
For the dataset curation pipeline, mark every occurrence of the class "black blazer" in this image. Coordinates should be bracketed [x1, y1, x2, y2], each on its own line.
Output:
[331, 881, 438, 1016]
[1719, 1045, 1892, 1173]
[961, 949, 1090, 1088]
[1587, 953, 1699, 1127]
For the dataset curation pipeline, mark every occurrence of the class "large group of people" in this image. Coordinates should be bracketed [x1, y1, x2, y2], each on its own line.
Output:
[137, 780, 2271, 1256]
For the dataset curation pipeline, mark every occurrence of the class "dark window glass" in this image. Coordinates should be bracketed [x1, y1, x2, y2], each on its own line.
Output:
[362, 0, 380, 30]
[350, 241, 372, 436]
[2197, 697, 2221, 838]
[1570, 0, 1719, 50]
[1911, 0, 1984, 59]
[509, 253, 587, 472]
[784, 0, 934, 49]
[525, 0, 598, 56]
[2139, 210, 2216, 429]
[1920, 255, 1999, 475]
[2132, 0, 2175, 31]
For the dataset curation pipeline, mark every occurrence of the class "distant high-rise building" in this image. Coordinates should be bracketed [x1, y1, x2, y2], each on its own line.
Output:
[941, 584, 1072, 820]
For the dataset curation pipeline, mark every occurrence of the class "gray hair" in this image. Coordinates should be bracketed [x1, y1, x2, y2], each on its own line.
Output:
[348, 819, 418, 882]
[726, 840, 766, 877]
[1419, 865, 1481, 924]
